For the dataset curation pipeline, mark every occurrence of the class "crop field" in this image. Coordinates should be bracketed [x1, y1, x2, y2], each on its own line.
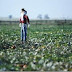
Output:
[0, 23, 72, 71]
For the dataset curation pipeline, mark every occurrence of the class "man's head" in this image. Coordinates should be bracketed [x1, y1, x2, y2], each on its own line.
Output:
[21, 8, 27, 15]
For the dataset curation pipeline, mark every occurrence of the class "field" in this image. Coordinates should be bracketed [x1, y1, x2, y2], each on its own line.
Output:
[0, 23, 72, 71]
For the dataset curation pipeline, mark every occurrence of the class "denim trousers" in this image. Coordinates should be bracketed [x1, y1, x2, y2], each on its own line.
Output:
[21, 23, 27, 42]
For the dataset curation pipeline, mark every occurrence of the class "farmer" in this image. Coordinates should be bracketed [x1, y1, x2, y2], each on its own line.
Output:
[19, 8, 30, 43]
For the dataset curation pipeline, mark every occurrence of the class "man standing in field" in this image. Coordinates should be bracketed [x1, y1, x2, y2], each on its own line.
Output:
[19, 8, 30, 43]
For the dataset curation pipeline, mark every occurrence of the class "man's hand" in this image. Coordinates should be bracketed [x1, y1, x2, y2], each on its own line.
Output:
[19, 23, 21, 27]
[28, 24, 30, 28]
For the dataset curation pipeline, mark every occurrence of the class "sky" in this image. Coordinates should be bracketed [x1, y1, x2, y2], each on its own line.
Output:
[0, 0, 72, 19]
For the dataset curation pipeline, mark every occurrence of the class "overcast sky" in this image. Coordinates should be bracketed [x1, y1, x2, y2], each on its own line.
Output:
[0, 0, 72, 19]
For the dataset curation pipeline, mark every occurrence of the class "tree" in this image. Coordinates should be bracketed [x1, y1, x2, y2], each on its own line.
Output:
[9, 15, 12, 24]
[44, 14, 49, 19]
[9, 15, 12, 19]
[37, 14, 42, 19]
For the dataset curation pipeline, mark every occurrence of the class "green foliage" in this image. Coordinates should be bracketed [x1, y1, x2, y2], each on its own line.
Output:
[0, 24, 72, 71]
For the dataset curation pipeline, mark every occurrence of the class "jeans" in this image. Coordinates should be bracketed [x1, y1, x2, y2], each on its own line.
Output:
[21, 23, 27, 42]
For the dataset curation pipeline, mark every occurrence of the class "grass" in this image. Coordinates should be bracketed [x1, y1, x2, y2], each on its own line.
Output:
[0, 24, 72, 71]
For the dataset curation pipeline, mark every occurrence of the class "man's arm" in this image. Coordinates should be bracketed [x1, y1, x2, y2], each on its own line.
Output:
[19, 18, 21, 27]
[20, 18, 21, 23]
[27, 16, 30, 28]
[27, 16, 30, 24]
